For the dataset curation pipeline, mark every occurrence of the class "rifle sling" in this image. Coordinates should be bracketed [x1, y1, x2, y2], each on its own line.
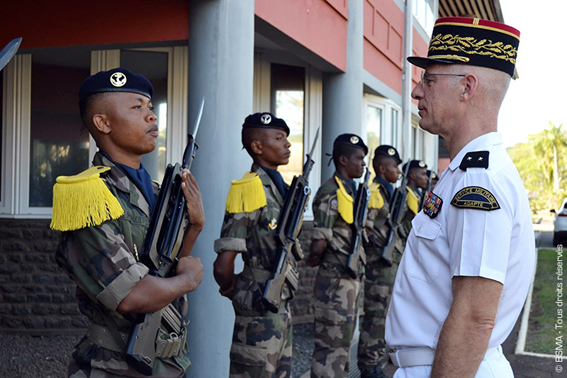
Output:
[241, 266, 274, 283]
[322, 251, 348, 267]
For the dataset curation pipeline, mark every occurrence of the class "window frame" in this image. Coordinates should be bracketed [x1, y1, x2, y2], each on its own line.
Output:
[0, 46, 188, 218]
[363, 93, 402, 148]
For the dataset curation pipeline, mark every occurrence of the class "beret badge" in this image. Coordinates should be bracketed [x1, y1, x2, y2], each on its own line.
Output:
[260, 114, 272, 125]
[350, 136, 360, 144]
[388, 148, 395, 156]
[110, 72, 127, 87]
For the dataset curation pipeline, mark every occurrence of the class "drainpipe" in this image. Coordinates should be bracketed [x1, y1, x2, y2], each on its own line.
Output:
[401, 0, 414, 160]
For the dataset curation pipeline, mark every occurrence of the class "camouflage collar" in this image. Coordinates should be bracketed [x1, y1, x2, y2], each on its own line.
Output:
[92, 152, 152, 218]
[252, 163, 285, 207]
[333, 172, 356, 195]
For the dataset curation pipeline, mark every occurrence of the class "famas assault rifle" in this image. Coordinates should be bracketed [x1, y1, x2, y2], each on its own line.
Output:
[263, 128, 320, 313]
[346, 158, 371, 279]
[381, 159, 411, 266]
[125, 98, 205, 376]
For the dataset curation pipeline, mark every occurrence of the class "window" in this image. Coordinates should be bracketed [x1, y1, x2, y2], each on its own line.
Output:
[364, 94, 401, 175]
[271, 63, 305, 184]
[253, 52, 322, 220]
[121, 50, 169, 181]
[414, 0, 436, 35]
[0, 46, 188, 217]
[29, 49, 91, 208]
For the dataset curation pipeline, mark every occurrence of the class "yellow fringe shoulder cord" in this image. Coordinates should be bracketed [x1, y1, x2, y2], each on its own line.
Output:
[368, 182, 384, 210]
[50, 166, 124, 231]
[225, 172, 267, 214]
[334, 177, 354, 224]
[406, 186, 419, 215]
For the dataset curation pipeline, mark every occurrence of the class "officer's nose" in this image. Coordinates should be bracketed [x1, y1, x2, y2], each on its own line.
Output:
[147, 110, 157, 123]
[411, 83, 424, 100]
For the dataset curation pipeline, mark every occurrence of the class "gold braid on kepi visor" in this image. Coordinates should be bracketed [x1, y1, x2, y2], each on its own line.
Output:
[407, 17, 520, 78]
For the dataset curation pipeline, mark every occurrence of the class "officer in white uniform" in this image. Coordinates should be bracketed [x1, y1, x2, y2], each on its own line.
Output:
[385, 16, 536, 378]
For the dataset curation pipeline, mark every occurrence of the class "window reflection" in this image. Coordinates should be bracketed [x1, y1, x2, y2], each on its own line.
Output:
[30, 51, 90, 207]
[271, 64, 305, 184]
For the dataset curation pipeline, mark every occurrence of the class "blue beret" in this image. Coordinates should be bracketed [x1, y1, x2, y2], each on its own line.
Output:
[374, 145, 401, 164]
[333, 133, 368, 155]
[79, 68, 153, 101]
[403, 159, 427, 171]
[242, 112, 290, 136]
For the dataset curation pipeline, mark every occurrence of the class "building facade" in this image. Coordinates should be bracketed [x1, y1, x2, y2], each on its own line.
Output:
[0, 0, 505, 376]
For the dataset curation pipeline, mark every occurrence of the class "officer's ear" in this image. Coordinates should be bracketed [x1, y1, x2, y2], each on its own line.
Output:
[250, 140, 263, 155]
[92, 113, 111, 135]
[461, 73, 479, 102]
[338, 154, 348, 167]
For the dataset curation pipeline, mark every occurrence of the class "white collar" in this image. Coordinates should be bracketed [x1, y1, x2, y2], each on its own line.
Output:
[447, 132, 502, 172]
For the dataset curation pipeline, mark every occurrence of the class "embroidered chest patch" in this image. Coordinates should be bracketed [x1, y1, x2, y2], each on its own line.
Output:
[422, 192, 443, 218]
[450, 186, 501, 211]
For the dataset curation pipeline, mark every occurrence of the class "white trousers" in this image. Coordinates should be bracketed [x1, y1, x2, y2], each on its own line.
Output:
[393, 346, 513, 378]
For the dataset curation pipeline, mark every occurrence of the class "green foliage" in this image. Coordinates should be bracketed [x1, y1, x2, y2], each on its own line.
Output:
[525, 248, 566, 355]
[508, 122, 567, 211]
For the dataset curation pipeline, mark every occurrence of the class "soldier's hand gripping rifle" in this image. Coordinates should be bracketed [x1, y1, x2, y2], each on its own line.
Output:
[263, 128, 320, 313]
[346, 157, 371, 279]
[124, 98, 205, 376]
[381, 159, 411, 266]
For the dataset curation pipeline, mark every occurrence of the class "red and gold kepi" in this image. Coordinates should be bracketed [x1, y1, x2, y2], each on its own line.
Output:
[408, 17, 520, 77]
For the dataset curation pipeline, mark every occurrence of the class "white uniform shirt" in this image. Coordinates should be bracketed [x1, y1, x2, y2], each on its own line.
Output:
[386, 132, 535, 349]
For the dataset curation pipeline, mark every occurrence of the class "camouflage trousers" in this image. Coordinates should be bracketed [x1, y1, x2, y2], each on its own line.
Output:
[357, 260, 400, 370]
[311, 263, 361, 378]
[229, 309, 293, 378]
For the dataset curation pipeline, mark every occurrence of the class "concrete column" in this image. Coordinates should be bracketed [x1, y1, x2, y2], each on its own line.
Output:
[321, 0, 364, 179]
[401, 0, 414, 161]
[187, 1, 254, 377]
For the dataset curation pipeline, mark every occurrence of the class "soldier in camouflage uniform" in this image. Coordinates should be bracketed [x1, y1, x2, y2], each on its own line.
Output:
[306, 133, 368, 378]
[213, 112, 294, 378]
[398, 160, 428, 243]
[357, 145, 404, 378]
[53, 68, 204, 377]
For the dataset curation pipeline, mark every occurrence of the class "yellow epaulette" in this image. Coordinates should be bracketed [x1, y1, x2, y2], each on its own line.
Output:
[406, 186, 419, 214]
[369, 182, 384, 210]
[334, 177, 354, 224]
[225, 172, 267, 214]
[50, 166, 124, 232]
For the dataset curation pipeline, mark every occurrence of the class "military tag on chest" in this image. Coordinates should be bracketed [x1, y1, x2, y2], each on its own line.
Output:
[422, 191, 443, 218]
[329, 197, 338, 212]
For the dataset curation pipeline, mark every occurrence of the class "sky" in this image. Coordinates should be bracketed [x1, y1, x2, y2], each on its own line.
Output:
[498, 0, 567, 147]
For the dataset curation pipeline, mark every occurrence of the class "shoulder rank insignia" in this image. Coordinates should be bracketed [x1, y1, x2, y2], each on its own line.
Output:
[406, 186, 420, 215]
[460, 151, 489, 171]
[334, 177, 354, 224]
[423, 192, 443, 218]
[50, 166, 124, 232]
[225, 172, 267, 214]
[368, 182, 384, 210]
[450, 186, 500, 211]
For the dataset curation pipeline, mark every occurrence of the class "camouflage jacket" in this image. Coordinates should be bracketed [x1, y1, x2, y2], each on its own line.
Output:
[364, 180, 402, 265]
[55, 152, 190, 375]
[398, 185, 421, 244]
[311, 173, 365, 275]
[214, 164, 292, 316]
